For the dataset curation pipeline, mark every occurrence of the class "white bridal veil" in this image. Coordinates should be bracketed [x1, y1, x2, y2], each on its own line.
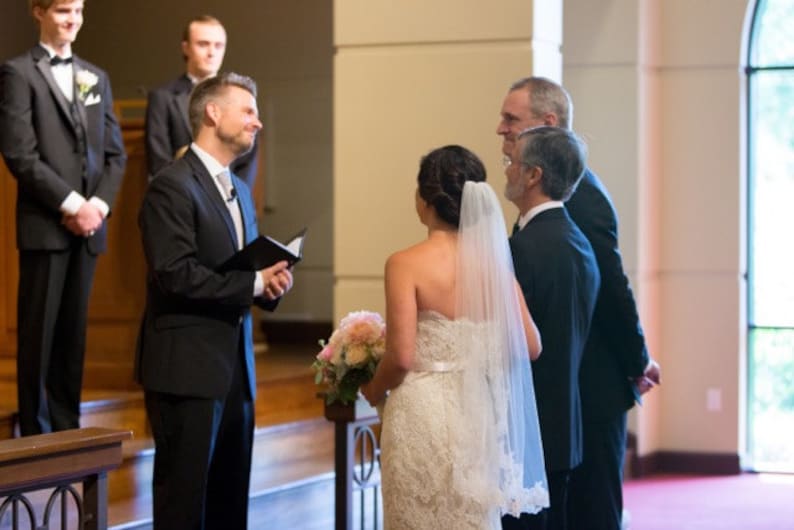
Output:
[453, 181, 549, 518]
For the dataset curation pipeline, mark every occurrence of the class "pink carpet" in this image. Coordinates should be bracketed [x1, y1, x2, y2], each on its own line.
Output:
[623, 473, 794, 529]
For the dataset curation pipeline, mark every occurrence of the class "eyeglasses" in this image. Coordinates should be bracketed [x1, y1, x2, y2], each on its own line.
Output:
[502, 155, 512, 168]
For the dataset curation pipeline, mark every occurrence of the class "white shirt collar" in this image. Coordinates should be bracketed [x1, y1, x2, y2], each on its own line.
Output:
[190, 143, 227, 178]
[516, 201, 564, 231]
[186, 72, 215, 86]
[189, 143, 233, 201]
[39, 42, 72, 61]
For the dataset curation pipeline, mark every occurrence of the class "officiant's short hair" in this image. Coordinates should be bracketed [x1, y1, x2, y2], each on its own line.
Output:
[189, 72, 258, 137]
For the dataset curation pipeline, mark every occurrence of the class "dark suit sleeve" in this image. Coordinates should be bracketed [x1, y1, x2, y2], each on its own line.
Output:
[92, 71, 126, 208]
[144, 87, 174, 178]
[0, 62, 73, 210]
[139, 174, 256, 310]
[567, 176, 649, 378]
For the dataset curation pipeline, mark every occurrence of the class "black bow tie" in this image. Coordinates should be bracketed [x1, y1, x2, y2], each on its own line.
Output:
[50, 55, 73, 66]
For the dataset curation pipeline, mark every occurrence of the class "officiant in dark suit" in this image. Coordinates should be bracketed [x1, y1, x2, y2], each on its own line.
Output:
[0, 0, 126, 436]
[504, 127, 600, 530]
[144, 15, 258, 188]
[137, 72, 292, 530]
[497, 77, 661, 530]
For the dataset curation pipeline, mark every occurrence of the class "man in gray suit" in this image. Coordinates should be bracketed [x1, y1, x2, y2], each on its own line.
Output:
[137, 72, 291, 530]
[145, 15, 259, 189]
[0, 0, 126, 435]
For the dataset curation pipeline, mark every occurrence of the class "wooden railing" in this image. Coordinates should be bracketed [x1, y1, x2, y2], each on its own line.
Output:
[324, 399, 381, 530]
[0, 428, 131, 530]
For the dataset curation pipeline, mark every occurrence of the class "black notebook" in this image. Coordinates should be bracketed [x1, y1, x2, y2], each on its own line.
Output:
[218, 228, 307, 272]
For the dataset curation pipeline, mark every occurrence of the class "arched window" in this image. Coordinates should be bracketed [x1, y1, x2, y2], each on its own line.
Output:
[746, 0, 794, 473]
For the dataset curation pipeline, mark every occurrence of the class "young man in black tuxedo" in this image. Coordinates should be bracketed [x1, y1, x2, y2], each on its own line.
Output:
[503, 126, 600, 530]
[498, 77, 661, 530]
[145, 15, 259, 189]
[0, 0, 126, 435]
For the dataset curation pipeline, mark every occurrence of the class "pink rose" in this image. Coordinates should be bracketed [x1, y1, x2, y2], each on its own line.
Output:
[317, 346, 334, 362]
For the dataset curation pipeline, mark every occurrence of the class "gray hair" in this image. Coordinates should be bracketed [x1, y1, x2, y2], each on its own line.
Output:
[188, 72, 257, 137]
[517, 126, 586, 201]
[510, 77, 573, 130]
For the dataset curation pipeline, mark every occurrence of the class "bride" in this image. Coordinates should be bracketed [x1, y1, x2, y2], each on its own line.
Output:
[361, 145, 549, 529]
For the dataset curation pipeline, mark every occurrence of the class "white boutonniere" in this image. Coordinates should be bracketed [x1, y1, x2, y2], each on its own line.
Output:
[75, 69, 99, 102]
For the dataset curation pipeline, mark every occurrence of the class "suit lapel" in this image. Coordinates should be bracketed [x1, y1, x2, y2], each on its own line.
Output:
[185, 151, 239, 249]
[32, 48, 77, 130]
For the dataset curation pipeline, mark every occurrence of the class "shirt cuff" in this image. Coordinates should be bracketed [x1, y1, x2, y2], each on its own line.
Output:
[88, 196, 110, 218]
[59, 191, 86, 216]
[254, 270, 264, 297]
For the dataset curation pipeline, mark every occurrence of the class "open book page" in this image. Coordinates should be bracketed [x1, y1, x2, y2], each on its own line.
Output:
[218, 227, 307, 272]
[282, 228, 307, 258]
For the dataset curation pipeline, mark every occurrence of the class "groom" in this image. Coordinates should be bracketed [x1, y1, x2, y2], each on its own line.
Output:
[0, 0, 126, 435]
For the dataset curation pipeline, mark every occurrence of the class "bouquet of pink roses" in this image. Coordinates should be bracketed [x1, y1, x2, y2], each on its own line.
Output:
[313, 310, 386, 405]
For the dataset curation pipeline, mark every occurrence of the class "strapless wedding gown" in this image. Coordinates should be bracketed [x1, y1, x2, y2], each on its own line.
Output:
[379, 311, 501, 530]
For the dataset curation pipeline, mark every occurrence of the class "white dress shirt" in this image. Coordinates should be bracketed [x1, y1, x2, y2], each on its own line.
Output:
[190, 143, 264, 296]
[516, 201, 565, 232]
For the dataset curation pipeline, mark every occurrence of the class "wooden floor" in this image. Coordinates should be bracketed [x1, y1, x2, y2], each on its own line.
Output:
[0, 343, 343, 529]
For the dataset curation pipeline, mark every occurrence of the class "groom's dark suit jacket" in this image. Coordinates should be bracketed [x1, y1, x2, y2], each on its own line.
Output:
[510, 207, 600, 473]
[0, 45, 126, 253]
[145, 74, 258, 189]
[136, 148, 276, 527]
[135, 149, 266, 401]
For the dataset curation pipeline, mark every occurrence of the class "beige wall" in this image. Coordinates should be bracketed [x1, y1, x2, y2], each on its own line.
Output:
[563, 0, 752, 457]
[333, 0, 562, 321]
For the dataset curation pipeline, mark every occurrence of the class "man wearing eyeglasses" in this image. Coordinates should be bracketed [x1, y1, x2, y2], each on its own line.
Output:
[497, 77, 661, 530]
[0, 0, 126, 436]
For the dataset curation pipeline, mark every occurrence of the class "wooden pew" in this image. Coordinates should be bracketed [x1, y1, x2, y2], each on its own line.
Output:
[0, 427, 131, 530]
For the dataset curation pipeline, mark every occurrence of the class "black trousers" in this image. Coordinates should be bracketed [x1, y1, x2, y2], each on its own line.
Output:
[145, 347, 254, 530]
[502, 469, 572, 530]
[17, 245, 96, 435]
[567, 413, 628, 530]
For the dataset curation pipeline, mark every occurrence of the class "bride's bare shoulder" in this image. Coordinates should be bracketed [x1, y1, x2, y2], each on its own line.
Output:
[386, 240, 433, 272]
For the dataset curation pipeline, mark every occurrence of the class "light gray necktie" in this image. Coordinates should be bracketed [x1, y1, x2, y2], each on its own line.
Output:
[217, 170, 244, 250]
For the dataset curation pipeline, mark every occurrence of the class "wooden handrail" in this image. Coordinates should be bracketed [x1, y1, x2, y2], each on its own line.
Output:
[0, 427, 131, 529]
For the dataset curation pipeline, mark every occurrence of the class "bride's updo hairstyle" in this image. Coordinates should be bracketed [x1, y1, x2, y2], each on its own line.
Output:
[417, 145, 486, 228]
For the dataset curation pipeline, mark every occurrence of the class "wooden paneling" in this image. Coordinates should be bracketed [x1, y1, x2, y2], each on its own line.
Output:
[1, 154, 17, 360]
[0, 102, 148, 390]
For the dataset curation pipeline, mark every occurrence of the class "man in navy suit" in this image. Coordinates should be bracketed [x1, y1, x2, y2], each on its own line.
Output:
[137, 72, 292, 530]
[503, 126, 600, 530]
[0, 0, 126, 435]
[145, 15, 258, 188]
[497, 77, 661, 530]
